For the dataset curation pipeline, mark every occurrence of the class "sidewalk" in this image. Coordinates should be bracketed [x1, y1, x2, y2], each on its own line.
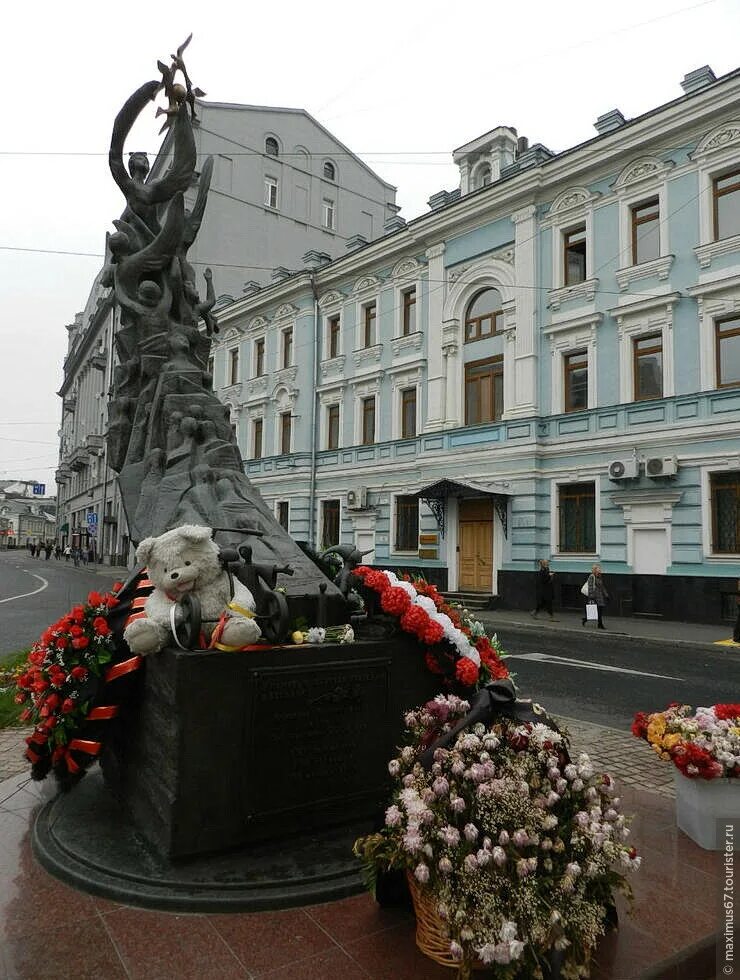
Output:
[477, 605, 739, 649]
[0, 712, 718, 979]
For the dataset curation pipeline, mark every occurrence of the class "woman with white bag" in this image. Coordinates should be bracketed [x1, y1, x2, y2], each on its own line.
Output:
[581, 564, 609, 630]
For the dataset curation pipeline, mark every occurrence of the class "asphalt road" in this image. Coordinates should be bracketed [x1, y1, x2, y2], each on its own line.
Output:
[0, 550, 122, 659]
[494, 622, 740, 729]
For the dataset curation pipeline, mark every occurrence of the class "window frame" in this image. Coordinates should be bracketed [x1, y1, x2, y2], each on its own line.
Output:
[401, 386, 417, 439]
[254, 337, 265, 378]
[464, 356, 504, 425]
[715, 314, 740, 389]
[265, 136, 279, 157]
[630, 197, 661, 266]
[556, 481, 597, 555]
[464, 288, 503, 344]
[394, 494, 420, 553]
[713, 168, 740, 242]
[321, 499, 341, 550]
[632, 332, 664, 401]
[361, 395, 376, 445]
[228, 347, 239, 386]
[362, 301, 377, 349]
[327, 403, 340, 450]
[323, 161, 336, 181]
[276, 500, 290, 532]
[563, 349, 589, 414]
[327, 314, 341, 359]
[710, 471, 740, 555]
[252, 417, 263, 460]
[264, 176, 278, 209]
[281, 327, 293, 370]
[279, 411, 292, 455]
[322, 198, 335, 230]
[563, 224, 588, 286]
[402, 287, 417, 337]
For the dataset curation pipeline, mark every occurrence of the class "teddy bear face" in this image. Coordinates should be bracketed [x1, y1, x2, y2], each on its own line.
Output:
[136, 524, 222, 597]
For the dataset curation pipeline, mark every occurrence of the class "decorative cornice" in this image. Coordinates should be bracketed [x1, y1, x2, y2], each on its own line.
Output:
[318, 290, 345, 310]
[391, 257, 423, 281]
[350, 372, 382, 396]
[613, 157, 674, 191]
[549, 186, 600, 216]
[274, 365, 298, 387]
[544, 311, 604, 337]
[691, 121, 740, 160]
[547, 277, 599, 310]
[319, 354, 346, 383]
[511, 204, 536, 224]
[351, 274, 382, 297]
[615, 254, 675, 290]
[608, 291, 681, 322]
[694, 235, 740, 269]
[246, 315, 269, 335]
[390, 331, 423, 359]
[245, 376, 269, 402]
[425, 243, 446, 260]
[352, 344, 383, 370]
[221, 382, 243, 400]
[273, 302, 299, 321]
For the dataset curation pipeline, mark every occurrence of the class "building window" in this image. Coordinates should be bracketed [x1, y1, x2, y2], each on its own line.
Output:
[265, 137, 279, 157]
[321, 499, 340, 549]
[401, 387, 416, 439]
[363, 302, 377, 348]
[563, 225, 587, 285]
[633, 334, 663, 400]
[327, 404, 340, 449]
[323, 161, 336, 181]
[716, 315, 740, 388]
[328, 315, 340, 359]
[264, 177, 278, 209]
[254, 337, 265, 377]
[228, 348, 239, 385]
[402, 287, 416, 336]
[280, 412, 292, 454]
[713, 169, 740, 241]
[465, 357, 503, 424]
[281, 327, 293, 369]
[252, 418, 263, 459]
[563, 350, 588, 413]
[361, 396, 376, 445]
[631, 198, 660, 265]
[207, 356, 214, 378]
[558, 483, 596, 553]
[277, 500, 289, 532]
[395, 496, 419, 552]
[322, 199, 335, 230]
[464, 288, 502, 343]
[711, 471, 740, 553]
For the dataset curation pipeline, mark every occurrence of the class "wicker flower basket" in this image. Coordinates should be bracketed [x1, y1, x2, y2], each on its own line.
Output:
[406, 871, 483, 978]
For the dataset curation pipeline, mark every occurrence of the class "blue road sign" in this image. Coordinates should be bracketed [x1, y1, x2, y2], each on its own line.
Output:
[86, 512, 98, 526]
[32, 484, 45, 496]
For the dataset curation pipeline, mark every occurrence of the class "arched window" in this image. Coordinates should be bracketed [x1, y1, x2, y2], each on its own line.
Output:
[323, 161, 336, 181]
[265, 137, 279, 157]
[464, 288, 503, 342]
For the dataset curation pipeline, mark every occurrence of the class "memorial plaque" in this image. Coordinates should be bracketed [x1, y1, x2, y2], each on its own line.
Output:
[243, 658, 390, 834]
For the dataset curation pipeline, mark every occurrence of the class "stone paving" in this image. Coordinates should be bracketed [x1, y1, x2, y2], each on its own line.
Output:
[0, 727, 30, 781]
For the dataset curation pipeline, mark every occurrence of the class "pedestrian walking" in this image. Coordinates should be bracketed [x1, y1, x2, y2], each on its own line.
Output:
[44, 543, 52, 560]
[29, 544, 35, 558]
[582, 564, 609, 630]
[72, 547, 80, 568]
[54, 545, 61, 560]
[63, 545, 71, 562]
[531, 559, 556, 620]
[733, 577, 740, 644]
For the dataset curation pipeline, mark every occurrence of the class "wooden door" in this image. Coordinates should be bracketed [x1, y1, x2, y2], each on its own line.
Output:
[458, 499, 493, 592]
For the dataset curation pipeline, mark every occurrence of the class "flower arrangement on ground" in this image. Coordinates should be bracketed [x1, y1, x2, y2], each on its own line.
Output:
[355, 694, 639, 979]
[354, 567, 508, 689]
[632, 703, 740, 779]
[14, 586, 127, 782]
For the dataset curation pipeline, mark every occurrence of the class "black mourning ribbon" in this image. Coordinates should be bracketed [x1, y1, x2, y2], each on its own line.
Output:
[418, 680, 569, 770]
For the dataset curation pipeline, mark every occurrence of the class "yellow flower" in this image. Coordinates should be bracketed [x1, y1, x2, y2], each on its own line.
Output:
[663, 733, 682, 750]
[291, 631, 305, 645]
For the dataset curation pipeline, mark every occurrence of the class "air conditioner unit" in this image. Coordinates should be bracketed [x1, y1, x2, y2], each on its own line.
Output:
[347, 487, 368, 510]
[608, 458, 639, 480]
[645, 455, 678, 478]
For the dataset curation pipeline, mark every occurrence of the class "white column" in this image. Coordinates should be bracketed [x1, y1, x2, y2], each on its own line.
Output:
[507, 205, 538, 419]
[443, 340, 461, 426]
[425, 243, 447, 431]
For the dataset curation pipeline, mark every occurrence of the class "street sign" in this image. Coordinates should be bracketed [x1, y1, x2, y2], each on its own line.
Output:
[86, 513, 98, 527]
[88, 526, 97, 535]
[32, 484, 45, 496]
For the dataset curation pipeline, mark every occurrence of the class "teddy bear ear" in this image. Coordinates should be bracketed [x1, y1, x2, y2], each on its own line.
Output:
[135, 537, 156, 565]
[177, 524, 213, 544]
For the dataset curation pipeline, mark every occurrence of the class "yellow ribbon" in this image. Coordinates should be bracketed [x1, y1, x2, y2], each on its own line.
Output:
[228, 601, 255, 619]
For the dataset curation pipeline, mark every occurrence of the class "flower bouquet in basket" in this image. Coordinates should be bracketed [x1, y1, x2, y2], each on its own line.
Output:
[632, 703, 740, 778]
[355, 692, 639, 980]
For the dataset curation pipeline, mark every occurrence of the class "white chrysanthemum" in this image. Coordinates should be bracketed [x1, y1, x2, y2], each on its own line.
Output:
[306, 627, 326, 644]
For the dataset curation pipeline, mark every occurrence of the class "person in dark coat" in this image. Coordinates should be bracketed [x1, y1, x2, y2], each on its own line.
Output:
[531, 559, 556, 620]
[583, 564, 609, 630]
[733, 578, 740, 643]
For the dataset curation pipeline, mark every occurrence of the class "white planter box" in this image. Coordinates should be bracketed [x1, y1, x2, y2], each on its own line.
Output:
[674, 770, 740, 850]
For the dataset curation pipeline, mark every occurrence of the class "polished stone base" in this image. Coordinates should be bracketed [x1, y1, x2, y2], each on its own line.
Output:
[32, 770, 368, 912]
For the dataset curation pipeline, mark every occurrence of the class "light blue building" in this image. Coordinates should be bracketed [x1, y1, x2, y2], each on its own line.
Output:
[212, 65, 740, 623]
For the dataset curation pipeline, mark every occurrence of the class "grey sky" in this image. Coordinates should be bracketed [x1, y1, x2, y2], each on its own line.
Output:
[2, 0, 738, 491]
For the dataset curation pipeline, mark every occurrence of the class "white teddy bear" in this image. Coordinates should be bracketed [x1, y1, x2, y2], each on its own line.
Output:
[123, 524, 262, 656]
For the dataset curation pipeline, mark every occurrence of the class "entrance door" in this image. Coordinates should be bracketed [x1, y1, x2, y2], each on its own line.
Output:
[458, 499, 493, 592]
